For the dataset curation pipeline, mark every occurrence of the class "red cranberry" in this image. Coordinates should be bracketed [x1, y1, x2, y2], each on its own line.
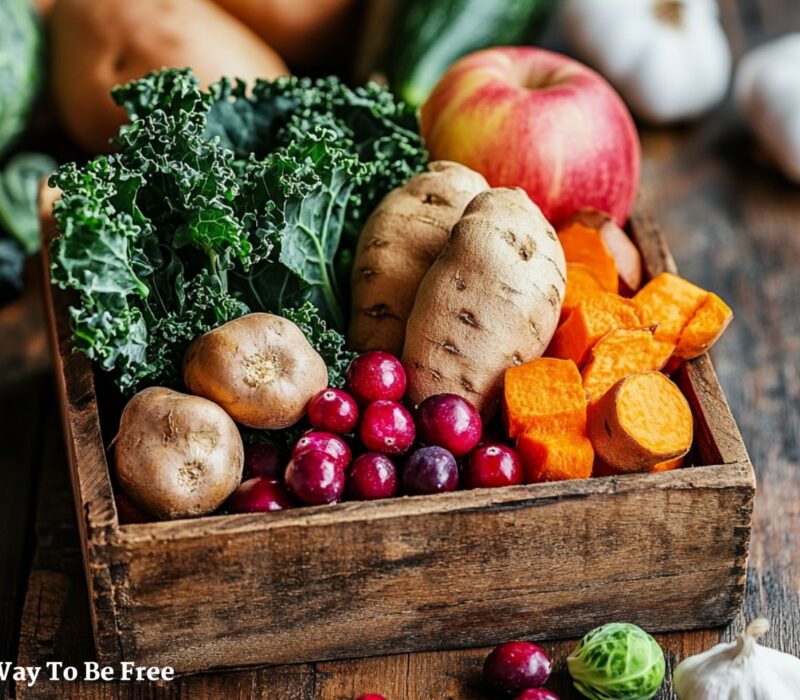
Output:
[355, 695, 386, 700]
[116, 493, 148, 524]
[403, 446, 459, 495]
[307, 388, 359, 434]
[227, 477, 293, 513]
[514, 690, 560, 700]
[464, 444, 524, 489]
[347, 453, 398, 500]
[346, 351, 407, 405]
[483, 641, 551, 694]
[285, 451, 345, 505]
[244, 442, 285, 480]
[359, 401, 415, 455]
[293, 431, 352, 468]
[415, 393, 482, 457]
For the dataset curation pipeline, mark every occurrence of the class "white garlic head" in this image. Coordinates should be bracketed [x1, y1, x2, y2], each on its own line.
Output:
[674, 619, 800, 699]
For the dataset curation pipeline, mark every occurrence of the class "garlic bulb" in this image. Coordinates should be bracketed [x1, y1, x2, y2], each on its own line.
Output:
[562, 0, 732, 124]
[735, 33, 800, 184]
[674, 618, 800, 699]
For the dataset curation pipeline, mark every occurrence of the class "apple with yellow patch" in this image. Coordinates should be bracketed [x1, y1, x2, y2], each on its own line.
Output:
[420, 47, 641, 226]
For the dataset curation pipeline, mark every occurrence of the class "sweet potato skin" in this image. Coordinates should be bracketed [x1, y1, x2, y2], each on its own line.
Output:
[402, 188, 566, 418]
[349, 161, 488, 355]
[184, 313, 328, 429]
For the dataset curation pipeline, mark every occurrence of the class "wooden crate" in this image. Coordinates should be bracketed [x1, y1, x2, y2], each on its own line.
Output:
[41, 210, 755, 674]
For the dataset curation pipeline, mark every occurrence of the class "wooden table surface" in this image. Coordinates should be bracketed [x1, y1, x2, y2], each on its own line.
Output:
[2, 1, 799, 698]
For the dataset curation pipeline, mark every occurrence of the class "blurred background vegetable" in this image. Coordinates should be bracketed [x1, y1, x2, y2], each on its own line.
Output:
[0, 0, 43, 156]
[0, 153, 57, 256]
[385, 0, 554, 107]
[210, 0, 359, 70]
[49, 0, 290, 153]
[563, 0, 732, 124]
[735, 33, 800, 184]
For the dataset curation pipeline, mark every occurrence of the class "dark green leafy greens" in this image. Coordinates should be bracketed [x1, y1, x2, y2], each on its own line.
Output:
[50, 69, 425, 394]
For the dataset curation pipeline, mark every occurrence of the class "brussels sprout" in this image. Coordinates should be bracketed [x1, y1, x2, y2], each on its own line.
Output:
[567, 622, 665, 700]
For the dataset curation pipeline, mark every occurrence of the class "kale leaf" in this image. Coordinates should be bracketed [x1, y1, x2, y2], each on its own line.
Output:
[51, 69, 425, 394]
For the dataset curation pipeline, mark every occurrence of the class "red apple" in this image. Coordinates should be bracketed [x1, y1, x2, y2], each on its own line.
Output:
[420, 47, 641, 226]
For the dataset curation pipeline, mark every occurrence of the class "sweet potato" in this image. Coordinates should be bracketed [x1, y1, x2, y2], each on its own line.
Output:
[517, 433, 594, 483]
[50, 0, 289, 153]
[564, 208, 643, 295]
[184, 313, 328, 429]
[588, 371, 693, 473]
[675, 292, 733, 360]
[114, 387, 244, 520]
[504, 358, 587, 439]
[547, 292, 643, 367]
[505, 358, 594, 483]
[402, 188, 566, 418]
[582, 327, 672, 403]
[561, 263, 605, 321]
[558, 222, 618, 293]
[349, 161, 488, 355]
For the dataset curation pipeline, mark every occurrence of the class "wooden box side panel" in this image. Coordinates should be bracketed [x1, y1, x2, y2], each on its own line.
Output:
[112, 464, 753, 672]
[40, 201, 126, 665]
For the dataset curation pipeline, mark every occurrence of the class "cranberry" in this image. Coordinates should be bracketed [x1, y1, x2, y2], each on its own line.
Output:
[402, 446, 459, 495]
[307, 388, 359, 434]
[116, 493, 148, 524]
[514, 690, 560, 700]
[464, 444, 524, 489]
[415, 393, 482, 457]
[483, 641, 551, 694]
[355, 695, 386, 700]
[243, 442, 285, 480]
[346, 351, 407, 405]
[359, 401, 415, 455]
[227, 477, 293, 513]
[285, 451, 345, 505]
[293, 431, 352, 468]
[347, 453, 398, 500]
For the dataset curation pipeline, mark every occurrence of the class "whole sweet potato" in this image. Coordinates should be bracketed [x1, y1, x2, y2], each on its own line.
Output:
[349, 161, 488, 355]
[402, 187, 566, 418]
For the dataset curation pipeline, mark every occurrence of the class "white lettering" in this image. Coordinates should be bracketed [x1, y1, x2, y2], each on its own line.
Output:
[26, 667, 40, 687]
[47, 661, 63, 680]
[0, 663, 10, 681]
[63, 666, 78, 681]
[120, 661, 135, 681]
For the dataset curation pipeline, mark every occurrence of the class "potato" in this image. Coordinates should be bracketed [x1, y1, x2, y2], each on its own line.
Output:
[50, 0, 289, 153]
[210, 0, 358, 66]
[402, 187, 566, 418]
[349, 161, 488, 355]
[114, 387, 243, 520]
[183, 313, 328, 429]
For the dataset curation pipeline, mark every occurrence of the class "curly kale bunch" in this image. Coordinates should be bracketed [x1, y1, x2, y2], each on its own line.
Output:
[50, 69, 425, 393]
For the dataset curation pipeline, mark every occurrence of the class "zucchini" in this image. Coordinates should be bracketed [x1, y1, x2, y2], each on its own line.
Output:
[387, 0, 554, 107]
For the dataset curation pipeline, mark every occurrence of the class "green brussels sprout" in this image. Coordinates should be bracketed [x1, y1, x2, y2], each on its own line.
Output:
[567, 622, 665, 700]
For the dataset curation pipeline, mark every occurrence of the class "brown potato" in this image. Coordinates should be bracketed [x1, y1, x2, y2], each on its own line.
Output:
[349, 161, 488, 355]
[402, 188, 566, 419]
[183, 313, 328, 429]
[114, 387, 244, 520]
[50, 0, 289, 153]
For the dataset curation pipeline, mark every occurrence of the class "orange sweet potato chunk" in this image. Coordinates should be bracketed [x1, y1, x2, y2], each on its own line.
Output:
[634, 272, 707, 347]
[548, 292, 643, 367]
[561, 263, 605, 321]
[504, 358, 586, 439]
[582, 327, 671, 403]
[517, 433, 594, 483]
[675, 292, 733, 360]
[558, 223, 618, 293]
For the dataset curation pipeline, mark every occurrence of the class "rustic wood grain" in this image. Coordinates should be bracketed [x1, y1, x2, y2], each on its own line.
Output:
[4, 0, 800, 697]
